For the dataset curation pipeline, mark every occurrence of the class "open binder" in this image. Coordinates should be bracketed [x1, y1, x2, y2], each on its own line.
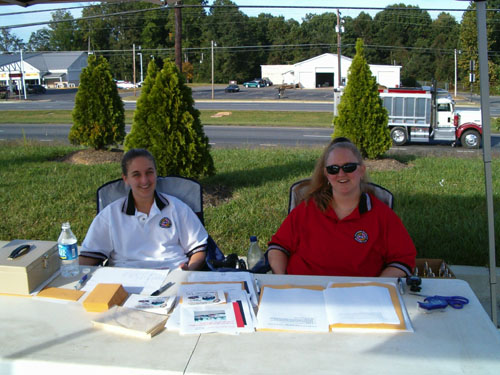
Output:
[256, 282, 412, 333]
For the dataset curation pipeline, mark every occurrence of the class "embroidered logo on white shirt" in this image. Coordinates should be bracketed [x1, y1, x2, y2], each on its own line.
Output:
[159, 217, 172, 228]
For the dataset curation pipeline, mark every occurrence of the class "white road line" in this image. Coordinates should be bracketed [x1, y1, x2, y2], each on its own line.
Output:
[260, 143, 278, 147]
[303, 135, 331, 138]
[39, 139, 53, 142]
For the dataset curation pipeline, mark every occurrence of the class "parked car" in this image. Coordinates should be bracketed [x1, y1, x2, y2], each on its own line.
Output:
[224, 84, 240, 93]
[261, 78, 273, 86]
[115, 80, 137, 89]
[243, 80, 264, 88]
[27, 84, 46, 94]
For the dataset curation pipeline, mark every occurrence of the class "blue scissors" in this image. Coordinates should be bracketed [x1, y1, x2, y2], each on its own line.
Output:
[411, 294, 469, 311]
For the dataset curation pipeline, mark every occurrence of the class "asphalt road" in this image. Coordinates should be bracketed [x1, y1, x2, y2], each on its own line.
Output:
[3, 86, 497, 114]
[2, 123, 499, 155]
[2, 86, 500, 153]
[0, 123, 333, 148]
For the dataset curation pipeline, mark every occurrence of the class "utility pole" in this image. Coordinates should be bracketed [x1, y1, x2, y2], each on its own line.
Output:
[211, 40, 216, 100]
[454, 49, 458, 98]
[20, 49, 26, 100]
[175, 1, 182, 72]
[335, 9, 344, 88]
[138, 46, 143, 83]
[133, 43, 136, 96]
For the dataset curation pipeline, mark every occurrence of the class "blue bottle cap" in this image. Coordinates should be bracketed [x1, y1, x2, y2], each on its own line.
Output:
[250, 235, 257, 242]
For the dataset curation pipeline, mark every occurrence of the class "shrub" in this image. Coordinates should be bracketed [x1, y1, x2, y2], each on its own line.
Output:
[69, 55, 125, 150]
[124, 59, 215, 178]
[333, 39, 391, 159]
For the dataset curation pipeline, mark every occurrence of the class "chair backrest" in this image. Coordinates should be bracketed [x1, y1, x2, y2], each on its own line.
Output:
[97, 176, 204, 223]
[288, 178, 394, 213]
[96, 175, 231, 270]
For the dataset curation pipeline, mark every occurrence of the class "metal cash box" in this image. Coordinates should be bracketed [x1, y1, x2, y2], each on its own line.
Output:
[0, 240, 61, 295]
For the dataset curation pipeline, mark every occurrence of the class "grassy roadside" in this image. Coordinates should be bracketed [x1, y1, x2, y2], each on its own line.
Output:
[0, 110, 334, 128]
[1, 142, 499, 267]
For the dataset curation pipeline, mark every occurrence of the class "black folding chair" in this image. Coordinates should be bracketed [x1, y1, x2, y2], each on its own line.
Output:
[254, 179, 395, 274]
[288, 179, 394, 213]
[95, 176, 233, 270]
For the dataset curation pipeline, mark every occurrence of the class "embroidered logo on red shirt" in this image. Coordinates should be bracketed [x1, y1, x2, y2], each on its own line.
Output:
[354, 230, 368, 243]
[159, 217, 172, 228]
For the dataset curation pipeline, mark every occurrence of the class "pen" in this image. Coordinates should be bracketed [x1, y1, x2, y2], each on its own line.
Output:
[75, 274, 89, 290]
[151, 281, 174, 296]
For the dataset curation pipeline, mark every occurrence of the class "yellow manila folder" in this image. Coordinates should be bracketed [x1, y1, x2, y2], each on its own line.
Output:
[256, 282, 410, 333]
[324, 282, 407, 331]
[256, 285, 329, 333]
[37, 287, 85, 301]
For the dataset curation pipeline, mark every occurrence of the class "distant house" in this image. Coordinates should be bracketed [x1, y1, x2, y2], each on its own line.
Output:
[0, 51, 88, 89]
[261, 53, 401, 89]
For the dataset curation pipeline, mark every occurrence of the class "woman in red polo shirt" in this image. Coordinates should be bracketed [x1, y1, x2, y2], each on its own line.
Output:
[267, 138, 416, 277]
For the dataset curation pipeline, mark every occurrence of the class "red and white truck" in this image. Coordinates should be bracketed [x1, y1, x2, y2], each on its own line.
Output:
[379, 88, 482, 148]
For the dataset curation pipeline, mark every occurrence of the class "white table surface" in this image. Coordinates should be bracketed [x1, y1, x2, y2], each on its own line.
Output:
[1, 269, 500, 375]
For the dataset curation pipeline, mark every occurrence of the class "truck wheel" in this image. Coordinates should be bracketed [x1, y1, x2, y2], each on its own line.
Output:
[460, 130, 481, 149]
[390, 127, 407, 146]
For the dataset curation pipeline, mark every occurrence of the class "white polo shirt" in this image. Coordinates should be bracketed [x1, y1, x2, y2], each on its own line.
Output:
[80, 191, 208, 269]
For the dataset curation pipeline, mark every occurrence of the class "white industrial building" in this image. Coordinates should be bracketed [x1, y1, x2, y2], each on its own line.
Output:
[262, 53, 401, 89]
[0, 51, 88, 89]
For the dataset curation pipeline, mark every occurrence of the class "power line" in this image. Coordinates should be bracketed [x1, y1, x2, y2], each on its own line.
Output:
[0, 3, 482, 30]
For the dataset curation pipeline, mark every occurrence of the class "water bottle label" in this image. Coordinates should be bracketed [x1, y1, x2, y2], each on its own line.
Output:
[58, 244, 78, 260]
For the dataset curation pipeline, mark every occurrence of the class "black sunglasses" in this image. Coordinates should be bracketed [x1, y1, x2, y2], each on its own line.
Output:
[326, 162, 360, 175]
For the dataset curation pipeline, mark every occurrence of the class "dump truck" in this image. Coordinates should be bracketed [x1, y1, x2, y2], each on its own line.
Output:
[379, 88, 482, 148]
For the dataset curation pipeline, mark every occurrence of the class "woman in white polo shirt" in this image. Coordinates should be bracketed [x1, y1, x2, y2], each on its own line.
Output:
[79, 149, 208, 270]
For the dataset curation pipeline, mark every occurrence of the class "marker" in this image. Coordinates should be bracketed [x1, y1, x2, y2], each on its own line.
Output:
[151, 281, 174, 296]
[75, 274, 89, 290]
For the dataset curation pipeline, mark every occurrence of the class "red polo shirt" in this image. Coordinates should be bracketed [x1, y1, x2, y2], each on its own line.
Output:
[268, 193, 416, 277]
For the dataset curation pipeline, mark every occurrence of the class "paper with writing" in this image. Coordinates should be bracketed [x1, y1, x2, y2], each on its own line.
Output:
[82, 267, 169, 295]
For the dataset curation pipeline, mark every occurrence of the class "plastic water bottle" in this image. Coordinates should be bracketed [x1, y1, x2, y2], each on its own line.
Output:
[57, 222, 79, 277]
[247, 236, 263, 270]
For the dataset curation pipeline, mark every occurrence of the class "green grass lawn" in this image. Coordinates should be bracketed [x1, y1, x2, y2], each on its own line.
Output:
[1, 142, 498, 267]
[0, 110, 334, 128]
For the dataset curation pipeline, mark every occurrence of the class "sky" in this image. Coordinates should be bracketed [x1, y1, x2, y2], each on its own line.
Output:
[0, 0, 470, 43]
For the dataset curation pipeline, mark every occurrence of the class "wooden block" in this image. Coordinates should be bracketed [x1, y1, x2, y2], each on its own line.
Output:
[83, 283, 128, 312]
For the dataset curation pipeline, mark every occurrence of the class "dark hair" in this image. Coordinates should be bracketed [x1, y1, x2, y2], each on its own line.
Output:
[121, 148, 156, 175]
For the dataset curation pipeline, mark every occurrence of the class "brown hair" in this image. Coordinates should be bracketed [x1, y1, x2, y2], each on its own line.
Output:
[121, 148, 157, 176]
[302, 138, 370, 211]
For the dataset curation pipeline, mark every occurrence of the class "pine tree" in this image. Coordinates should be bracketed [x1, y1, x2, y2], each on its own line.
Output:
[69, 54, 125, 149]
[333, 38, 391, 159]
[124, 59, 215, 178]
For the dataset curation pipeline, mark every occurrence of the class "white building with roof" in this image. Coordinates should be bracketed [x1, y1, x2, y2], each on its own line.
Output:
[0, 51, 88, 89]
[261, 53, 401, 89]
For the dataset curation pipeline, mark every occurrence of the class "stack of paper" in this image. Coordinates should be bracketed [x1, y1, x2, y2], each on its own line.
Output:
[187, 271, 259, 306]
[166, 281, 256, 335]
[256, 282, 412, 333]
[91, 306, 168, 339]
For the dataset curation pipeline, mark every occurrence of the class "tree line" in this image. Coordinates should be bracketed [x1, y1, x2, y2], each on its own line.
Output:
[2, 1, 500, 91]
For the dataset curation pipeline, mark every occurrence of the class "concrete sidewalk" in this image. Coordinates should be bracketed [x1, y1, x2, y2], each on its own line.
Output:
[449, 265, 500, 327]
